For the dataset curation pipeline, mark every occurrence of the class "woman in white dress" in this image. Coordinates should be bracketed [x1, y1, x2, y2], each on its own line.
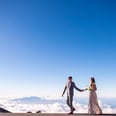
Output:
[86, 77, 102, 114]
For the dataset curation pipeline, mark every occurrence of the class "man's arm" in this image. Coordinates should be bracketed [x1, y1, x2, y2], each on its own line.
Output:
[62, 86, 67, 96]
[73, 82, 84, 92]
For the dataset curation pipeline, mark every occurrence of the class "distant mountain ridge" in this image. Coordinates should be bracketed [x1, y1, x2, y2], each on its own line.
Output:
[10, 96, 65, 104]
[11, 96, 41, 104]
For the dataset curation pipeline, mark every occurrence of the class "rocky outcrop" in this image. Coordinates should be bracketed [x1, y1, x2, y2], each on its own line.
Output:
[36, 110, 41, 113]
[0, 107, 11, 113]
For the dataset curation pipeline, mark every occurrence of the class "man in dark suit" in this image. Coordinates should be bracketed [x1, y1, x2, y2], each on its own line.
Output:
[62, 76, 84, 114]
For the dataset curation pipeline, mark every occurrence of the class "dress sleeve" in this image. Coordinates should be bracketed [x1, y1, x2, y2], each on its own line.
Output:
[92, 83, 97, 91]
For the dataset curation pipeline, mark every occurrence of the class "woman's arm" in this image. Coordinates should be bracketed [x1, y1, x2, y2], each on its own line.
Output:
[92, 83, 97, 91]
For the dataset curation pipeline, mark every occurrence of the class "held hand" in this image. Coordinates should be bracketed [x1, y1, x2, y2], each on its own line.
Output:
[80, 89, 87, 92]
[87, 87, 92, 91]
[80, 90, 84, 92]
[84, 88, 88, 91]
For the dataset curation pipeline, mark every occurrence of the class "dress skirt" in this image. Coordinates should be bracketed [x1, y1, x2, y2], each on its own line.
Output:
[88, 91, 102, 114]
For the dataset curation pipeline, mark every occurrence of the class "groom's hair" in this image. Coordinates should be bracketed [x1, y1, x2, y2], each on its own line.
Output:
[68, 76, 72, 79]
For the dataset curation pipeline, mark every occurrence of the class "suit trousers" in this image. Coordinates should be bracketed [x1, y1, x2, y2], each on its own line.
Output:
[67, 96, 74, 111]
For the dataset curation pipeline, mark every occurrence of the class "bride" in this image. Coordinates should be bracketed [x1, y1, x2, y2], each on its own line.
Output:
[86, 77, 102, 114]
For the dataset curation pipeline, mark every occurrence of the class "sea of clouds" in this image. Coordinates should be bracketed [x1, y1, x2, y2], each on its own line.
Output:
[0, 96, 116, 113]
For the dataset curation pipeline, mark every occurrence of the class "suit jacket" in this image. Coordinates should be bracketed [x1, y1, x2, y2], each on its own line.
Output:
[62, 81, 82, 97]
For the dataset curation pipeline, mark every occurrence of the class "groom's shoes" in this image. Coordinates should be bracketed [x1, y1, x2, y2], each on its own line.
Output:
[72, 108, 75, 112]
[67, 112, 73, 115]
[67, 108, 75, 115]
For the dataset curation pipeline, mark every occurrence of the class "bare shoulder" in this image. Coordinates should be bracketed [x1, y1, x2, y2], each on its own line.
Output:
[92, 83, 96, 85]
[92, 83, 97, 90]
[92, 83, 96, 87]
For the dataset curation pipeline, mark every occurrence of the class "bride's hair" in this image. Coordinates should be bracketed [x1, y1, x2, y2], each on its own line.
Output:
[91, 77, 95, 83]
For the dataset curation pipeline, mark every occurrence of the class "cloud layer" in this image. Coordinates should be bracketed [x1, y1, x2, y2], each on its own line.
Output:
[0, 97, 116, 114]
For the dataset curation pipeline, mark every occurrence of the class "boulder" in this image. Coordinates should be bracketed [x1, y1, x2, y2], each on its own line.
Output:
[0, 107, 11, 113]
[36, 110, 41, 113]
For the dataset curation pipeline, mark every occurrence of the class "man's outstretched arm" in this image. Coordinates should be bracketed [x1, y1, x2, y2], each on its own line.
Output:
[73, 83, 84, 92]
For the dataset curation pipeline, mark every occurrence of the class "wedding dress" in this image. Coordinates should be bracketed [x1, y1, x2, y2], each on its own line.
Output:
[88, 84, 102, 114]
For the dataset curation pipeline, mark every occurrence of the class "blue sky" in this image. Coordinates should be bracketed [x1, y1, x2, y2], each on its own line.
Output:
[0, 0, 116, 98]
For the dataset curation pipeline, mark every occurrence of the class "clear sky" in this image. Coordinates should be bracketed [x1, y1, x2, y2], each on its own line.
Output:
[0, 0, 116, 98]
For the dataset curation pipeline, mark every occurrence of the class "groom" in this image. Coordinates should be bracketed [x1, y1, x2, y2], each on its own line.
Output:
[62, 76, 84, 114]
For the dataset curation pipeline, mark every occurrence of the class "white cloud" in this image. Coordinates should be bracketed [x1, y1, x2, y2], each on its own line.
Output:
[0, 97, 116, 114]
